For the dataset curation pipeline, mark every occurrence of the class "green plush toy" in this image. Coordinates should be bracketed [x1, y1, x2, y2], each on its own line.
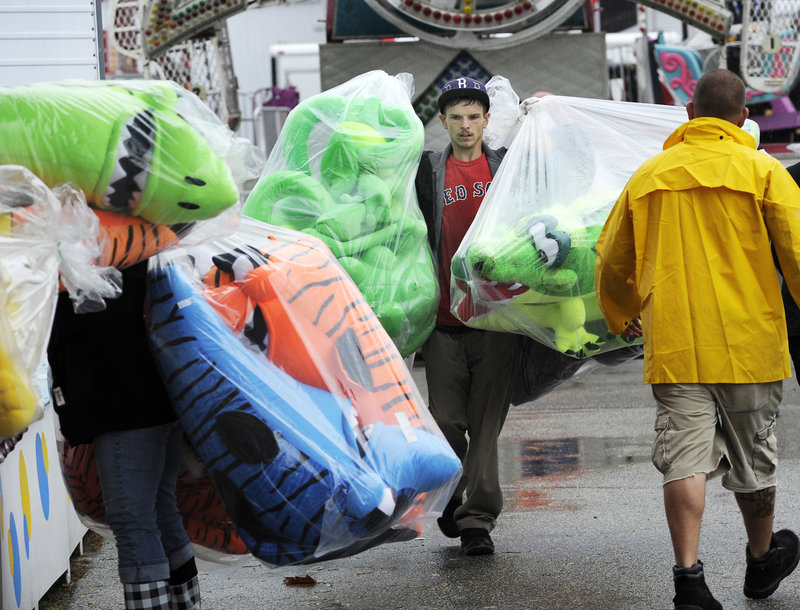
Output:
[455, 214, 630, 357]
[0, 80, 239, 224]
[243, 75, 437, 357]
[467, 215, 599, 295]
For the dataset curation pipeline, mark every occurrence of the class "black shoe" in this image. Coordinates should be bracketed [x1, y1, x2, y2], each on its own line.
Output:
[672, 561, 722, 610]
[436, 497, 462, 538]
[743, 529, 800, 599]
[460, 528, 494, 556]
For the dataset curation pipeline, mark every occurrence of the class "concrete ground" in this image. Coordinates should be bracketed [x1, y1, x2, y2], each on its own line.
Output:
[61, 357, 800, 609]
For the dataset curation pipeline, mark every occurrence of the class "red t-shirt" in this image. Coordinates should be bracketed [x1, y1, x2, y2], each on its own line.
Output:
[437, 154, 493, 326]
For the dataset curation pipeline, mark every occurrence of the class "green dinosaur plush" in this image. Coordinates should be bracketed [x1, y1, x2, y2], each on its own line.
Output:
[465, 215, 600, 296]
[243, 73, 437, 357]
[0, 80, 239, 224]
[456, 214, 629, 357]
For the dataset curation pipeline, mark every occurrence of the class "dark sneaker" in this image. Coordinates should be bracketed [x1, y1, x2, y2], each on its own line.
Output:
[460, 528, 494, 556]
[744, 529, 800, 599]
[672, 561, 722, 610]
[436, 497, 462, 538]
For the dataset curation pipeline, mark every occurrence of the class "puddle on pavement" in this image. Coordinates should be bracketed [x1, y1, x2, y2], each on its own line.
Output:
[498, 437, 650, 511]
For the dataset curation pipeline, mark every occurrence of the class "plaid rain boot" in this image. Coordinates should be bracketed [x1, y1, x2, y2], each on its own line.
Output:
[743, 529, 800, 599]
[672, 561, 722, 610]
[168, 575, 201, 610]
[168, 556, 201, 610]
[123, 580, 170, 610]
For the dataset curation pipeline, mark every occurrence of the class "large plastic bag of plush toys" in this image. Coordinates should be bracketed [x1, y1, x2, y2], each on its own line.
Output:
[451, 95, 691, 367]
[144, 215, 461, 566]
[0, 166, 127, 439]
[0, 78, 265, 279]
[242, 70, 438, 357]
[0, 79, 266, 560]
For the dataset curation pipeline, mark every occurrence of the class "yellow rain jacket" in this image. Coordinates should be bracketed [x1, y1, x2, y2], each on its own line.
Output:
[595, 117, 800, 383]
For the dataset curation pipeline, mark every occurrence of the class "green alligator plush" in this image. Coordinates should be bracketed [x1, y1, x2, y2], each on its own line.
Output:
[455, 214, 623, 357]
[0, 80, 239, 224]
[243, 72, 438, 357]
[466, 215, 599, 295]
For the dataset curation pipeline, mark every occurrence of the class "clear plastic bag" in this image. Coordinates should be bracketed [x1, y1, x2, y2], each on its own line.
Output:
[242, 70, 438, 357]
[144, 216, 460, 566]
[0, 79, 266, 308]
[0, 79, 252, 225]
[451, 95, 689, 359]
[0, 165, 122, 435]
[482, 75, 523, 150]
[59, 436, 252, 566]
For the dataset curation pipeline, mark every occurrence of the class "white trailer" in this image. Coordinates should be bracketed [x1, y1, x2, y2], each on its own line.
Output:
[0, 0, 104, 85]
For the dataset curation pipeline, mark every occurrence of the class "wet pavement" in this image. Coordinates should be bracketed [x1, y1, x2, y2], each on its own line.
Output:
[64, 357, 800, 609]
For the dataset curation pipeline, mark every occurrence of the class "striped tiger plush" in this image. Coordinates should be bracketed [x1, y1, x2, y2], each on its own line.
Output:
[50, 207, 184, 293]
[201, 238, 426, 431]
[146, 220, 460, 566]
[92, 209, 184, 270]
[59, 437, 249, 556]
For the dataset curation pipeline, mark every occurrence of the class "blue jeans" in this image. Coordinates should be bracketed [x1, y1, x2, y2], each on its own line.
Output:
[94, 421, 194, 584]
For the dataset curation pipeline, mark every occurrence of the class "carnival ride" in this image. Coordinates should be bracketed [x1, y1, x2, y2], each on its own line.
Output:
[108, 0, 800, 140]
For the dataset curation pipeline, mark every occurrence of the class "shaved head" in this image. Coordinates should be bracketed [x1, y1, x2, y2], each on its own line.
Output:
[690, 69, 747, 124]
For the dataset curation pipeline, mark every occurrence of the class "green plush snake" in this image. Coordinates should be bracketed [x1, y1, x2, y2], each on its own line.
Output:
[244, 170, 336, 230]
[243, 86, 435, 357]
[280, 94, 424, 182]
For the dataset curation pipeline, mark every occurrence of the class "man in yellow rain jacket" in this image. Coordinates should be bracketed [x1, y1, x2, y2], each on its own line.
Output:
[596, 69, 800, 610]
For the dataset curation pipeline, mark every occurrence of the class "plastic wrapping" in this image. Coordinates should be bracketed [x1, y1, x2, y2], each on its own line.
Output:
[0, 165, 122, 436]
[0, 78, 265, 281]
[144, 216, 461, 566]
[0, 79, 266, 308]
[0, 79, 246, 225]
[242, 70, 438, 357]
[482, 75, 524, 151]
[451, 95, 689, 359]
[59, 437, 250, 564]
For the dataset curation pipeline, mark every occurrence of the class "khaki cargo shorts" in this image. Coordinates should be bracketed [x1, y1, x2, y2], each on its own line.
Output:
[650, 381, 782, 493]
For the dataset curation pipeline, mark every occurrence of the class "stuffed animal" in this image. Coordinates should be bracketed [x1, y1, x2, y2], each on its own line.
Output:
[0, 80, 239, 224]
[59, 438, 250, 556]
[0, 324, 37, 438]
[465, 215, 600, 295]
[146, 218, 460, 566]
[242, 71, 438, 357]
[451, 94, 678, 360]
[91, 209, 183, 270]
[455, 214, 626, 357]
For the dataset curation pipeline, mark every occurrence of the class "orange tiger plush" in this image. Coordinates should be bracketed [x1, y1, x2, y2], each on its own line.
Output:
[59, 437, 249, 555]
[201, 236, 426, 431]
[92, 209, 182, 269]
[56, 209, 182, 293]
[147, 225, 460, 566]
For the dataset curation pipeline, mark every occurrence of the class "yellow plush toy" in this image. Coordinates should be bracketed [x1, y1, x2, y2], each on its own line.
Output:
[0, 165, 102, 438]
[0, 314, 37, 437]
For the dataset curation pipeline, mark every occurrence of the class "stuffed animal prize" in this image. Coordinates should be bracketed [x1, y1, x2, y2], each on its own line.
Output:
[242, 71, 438, 358]
[0, 79, 240, 225]
[451, 95, 689, 358]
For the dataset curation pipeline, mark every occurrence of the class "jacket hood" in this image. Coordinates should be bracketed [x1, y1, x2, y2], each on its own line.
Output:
[663, 116, 757, 151]
[630, 116, 764, 196]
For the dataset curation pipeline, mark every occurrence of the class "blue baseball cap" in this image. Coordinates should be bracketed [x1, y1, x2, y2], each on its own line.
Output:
[438, 77, 490, 113]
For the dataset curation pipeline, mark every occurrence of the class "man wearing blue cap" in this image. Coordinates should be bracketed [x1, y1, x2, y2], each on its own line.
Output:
[414, 77, 522, 556]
